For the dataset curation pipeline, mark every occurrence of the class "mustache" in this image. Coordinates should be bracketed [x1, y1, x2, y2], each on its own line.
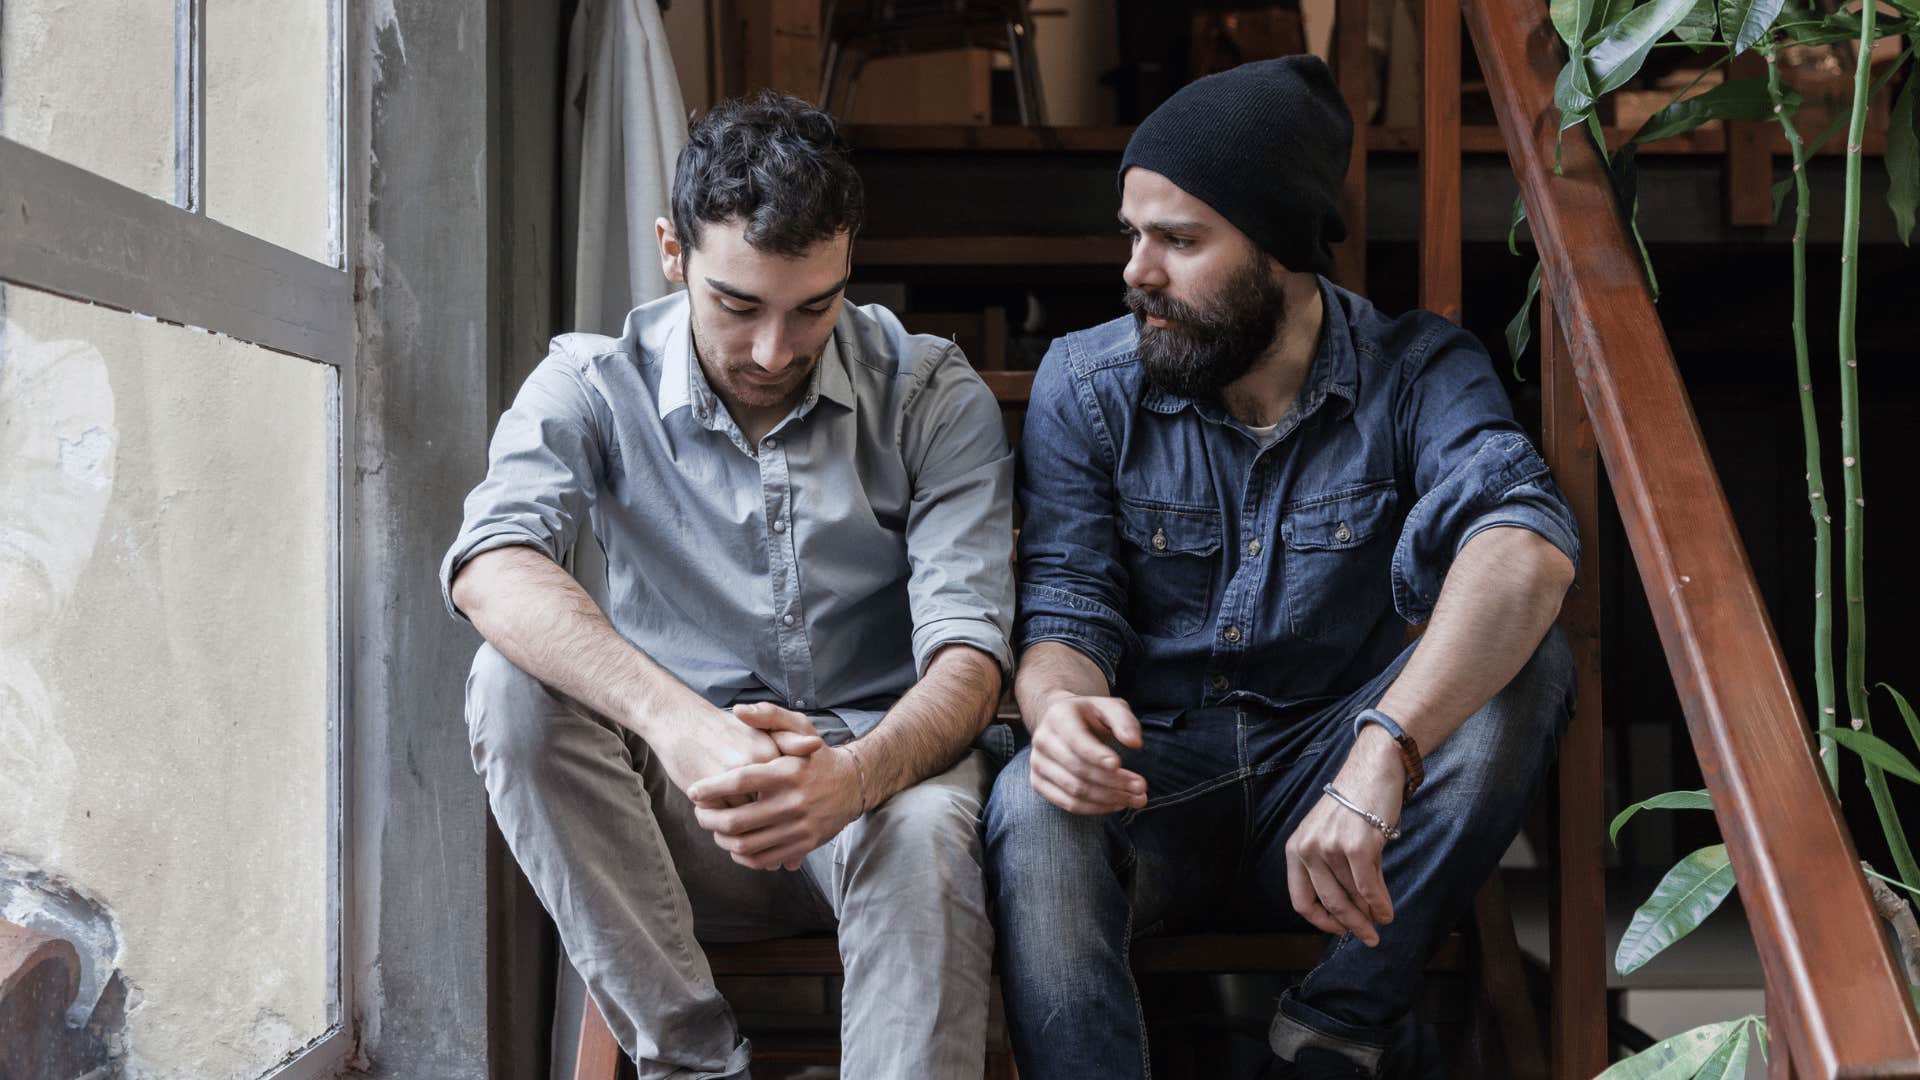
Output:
[1125, 287, 1211, 329]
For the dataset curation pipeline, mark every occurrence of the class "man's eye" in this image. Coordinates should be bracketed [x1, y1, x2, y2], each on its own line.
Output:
[721, 303, 755, 317]
[802, 306, 832, 317]
[1167, 236, 1193, 249]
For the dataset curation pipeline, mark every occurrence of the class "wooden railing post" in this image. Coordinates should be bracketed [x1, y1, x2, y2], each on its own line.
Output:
[1332, 0, 1370, 293]
[1541, 289, 1610, 1080]
[1420, 0, 1462, 322]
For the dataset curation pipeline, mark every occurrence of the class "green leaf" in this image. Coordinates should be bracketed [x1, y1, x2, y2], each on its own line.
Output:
[1719, 0, 1787, 55]
[1589, 0, 1706, 97]
[1676, 1, 1721, 46]
[1772, 176, 1796, 223]
[1616, 844, 1736, 975]
[1507, 261, 1542, 378]
[1631, 78, 1798, 145]
[1820, 725, 1920, 784]
[1557, 55, 1598, 131]
[1609, 789, 1713, 845]
[1886, 63, 1919, 244]
[1508, 195, 1529, 256]
[1694, 1019, 1756, 1080]
[1877, 683, 1920, 755]
[1551, 0, 1588, 45]
[1594, 1018, 1748, 1079]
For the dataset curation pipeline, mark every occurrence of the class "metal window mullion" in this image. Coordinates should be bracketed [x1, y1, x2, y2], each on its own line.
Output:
[1, 136, 351, 367]
[174, 0, 206, 212]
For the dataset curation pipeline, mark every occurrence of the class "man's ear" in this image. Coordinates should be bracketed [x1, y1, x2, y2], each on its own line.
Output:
[657, 218, 685, 285]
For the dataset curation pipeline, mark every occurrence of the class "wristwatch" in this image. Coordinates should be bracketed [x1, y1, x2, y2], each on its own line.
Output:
[1353, 707, 1424, 798]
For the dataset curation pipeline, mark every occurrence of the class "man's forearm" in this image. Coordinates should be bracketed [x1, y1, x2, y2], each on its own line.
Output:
[1013, 641, 1111, 731]
[851, 643, 1002, 806]
[451, 544, 711, 737]
[1367, 526, 1574, 765]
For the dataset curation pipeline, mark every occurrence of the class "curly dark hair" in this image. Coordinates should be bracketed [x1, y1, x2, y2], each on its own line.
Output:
[670, 90, 865, 258]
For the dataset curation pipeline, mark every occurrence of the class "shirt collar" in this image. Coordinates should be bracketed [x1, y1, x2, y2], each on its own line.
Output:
[1138, 275, 1357, 424]
[657, 306, 855, 430]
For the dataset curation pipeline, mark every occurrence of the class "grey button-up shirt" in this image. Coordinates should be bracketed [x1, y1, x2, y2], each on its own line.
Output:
[441, 290, 1016, 736]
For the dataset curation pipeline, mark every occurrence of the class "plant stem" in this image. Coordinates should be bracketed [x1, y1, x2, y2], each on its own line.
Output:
[1766, 42, 1839, 792]
[1837, 1, 1920, 891]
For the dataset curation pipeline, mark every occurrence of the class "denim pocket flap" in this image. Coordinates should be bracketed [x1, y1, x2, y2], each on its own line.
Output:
[1117, 499, 1222, 557]
[1281, 484, 1397, 551]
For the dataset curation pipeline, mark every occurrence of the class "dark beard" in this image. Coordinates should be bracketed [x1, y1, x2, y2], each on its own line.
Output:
[1126, 251, 1288, 402]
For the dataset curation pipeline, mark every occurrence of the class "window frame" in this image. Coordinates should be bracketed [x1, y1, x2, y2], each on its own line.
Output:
[0, 1, 355, 1075]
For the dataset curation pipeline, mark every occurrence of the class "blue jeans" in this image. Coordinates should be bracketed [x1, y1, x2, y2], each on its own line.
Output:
[983, 628, 1575, 1078]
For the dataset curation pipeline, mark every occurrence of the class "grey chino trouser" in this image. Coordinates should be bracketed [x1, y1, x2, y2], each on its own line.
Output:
[465, 644, 996, 1080]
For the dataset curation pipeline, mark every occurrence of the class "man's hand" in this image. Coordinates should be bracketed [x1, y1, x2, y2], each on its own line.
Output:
[1285, 727, 1405, 947]
[686, 710, 864, 871]
[1027, 693, 1149, 815]
[647, 701, 825, 807]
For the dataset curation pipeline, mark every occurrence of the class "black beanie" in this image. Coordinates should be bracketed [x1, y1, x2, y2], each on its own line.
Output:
[1120, 56, 1353, 276]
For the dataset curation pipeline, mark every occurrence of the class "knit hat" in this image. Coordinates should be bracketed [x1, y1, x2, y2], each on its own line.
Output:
[1120, 56, 1353, 276]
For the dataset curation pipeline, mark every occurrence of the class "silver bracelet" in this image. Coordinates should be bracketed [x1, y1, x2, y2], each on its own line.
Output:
[1323, 783, 1401, 841]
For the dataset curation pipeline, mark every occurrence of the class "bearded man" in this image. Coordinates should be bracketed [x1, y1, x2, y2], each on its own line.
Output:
[984, 57, 1580, 1079]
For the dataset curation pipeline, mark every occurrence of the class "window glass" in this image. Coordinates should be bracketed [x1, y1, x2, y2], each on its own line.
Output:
[0, 283, 334, 1079]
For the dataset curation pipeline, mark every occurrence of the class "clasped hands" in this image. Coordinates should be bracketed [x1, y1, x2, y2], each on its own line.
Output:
[654, 701, 864, 873]
[1029, 694, 1405, 948]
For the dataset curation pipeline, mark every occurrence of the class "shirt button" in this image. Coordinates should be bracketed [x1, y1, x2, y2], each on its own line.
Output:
[1245, 537, 1262, 557]
[792, 699, 806, 709]
[771, 518, 786, 533]
[1334, 523, 1352, 543]
[781, 613, 796, 627]
[1222, 625, 1242, 643]
[1211, 674, 1229, 691]
[1151, 528, 1168, 552]
[763, 437, 779, 450]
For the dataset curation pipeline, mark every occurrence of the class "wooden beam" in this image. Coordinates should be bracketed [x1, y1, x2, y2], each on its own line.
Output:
[1421, 0, 1463, 321]
[1464, 2, 1920, 1074]
[1332, 0, 1370, 292]
[1727, 51, 1776, 226]
[1541, 290, 1609, 1080]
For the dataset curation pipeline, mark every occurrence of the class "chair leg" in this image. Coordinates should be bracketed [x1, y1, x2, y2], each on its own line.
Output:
[575, 993, 623, 1080]
[1471, 874, 1549, 1080]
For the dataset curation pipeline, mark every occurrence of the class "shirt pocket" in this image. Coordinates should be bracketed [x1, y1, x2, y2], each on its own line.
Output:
[1279, 482, 1399, 641]
[1116, 498, 1222, 639]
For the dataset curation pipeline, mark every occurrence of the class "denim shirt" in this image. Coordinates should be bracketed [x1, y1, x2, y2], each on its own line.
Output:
[1014, 277, 1579, 720]
[441, 291, 1016, 735]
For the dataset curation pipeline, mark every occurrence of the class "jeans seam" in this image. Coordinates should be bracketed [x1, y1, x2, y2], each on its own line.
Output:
[1121, 768, 1249, 822]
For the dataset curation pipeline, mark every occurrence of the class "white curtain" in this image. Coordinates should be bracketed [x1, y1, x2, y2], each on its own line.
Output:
[561, 0, 690, 336]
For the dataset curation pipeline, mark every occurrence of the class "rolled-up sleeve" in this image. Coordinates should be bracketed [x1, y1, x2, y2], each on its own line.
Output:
[1011, 342, 1139, 685]
[1390, 322, 1580, 623]
[439, 351, 607, 622]
[899, 346, 1018, 679]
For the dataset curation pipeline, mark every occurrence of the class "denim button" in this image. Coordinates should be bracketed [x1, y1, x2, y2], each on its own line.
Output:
[781, 613, 796, 627]
[772, 518, 786, 533]
[1222, 624, 1242, 643]
[1151, 527, 1168, 551]
[1211, 674, 1229, 690]
[763, 437, 779, 450]
[1334, 523, 1352, 543]
[792, 698, 806, 708]
[1245, 537, 1262, 556]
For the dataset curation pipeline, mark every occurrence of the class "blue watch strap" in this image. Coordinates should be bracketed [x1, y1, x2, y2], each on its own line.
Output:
[1353, 707, 1408, 742]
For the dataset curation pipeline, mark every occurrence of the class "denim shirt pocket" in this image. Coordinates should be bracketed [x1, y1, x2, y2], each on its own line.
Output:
[1279, 481, 1399, 641]
[1116, 497, 1222, 639]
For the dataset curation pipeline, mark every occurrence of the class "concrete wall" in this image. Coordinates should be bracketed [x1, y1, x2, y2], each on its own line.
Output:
[346, 0, 493, 1075]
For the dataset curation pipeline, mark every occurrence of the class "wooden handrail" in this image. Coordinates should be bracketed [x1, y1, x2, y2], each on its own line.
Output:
[1461, 1, 1920, 1074]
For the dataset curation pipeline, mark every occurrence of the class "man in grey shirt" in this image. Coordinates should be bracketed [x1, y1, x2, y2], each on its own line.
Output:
[442, 92, 1014, 1080]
